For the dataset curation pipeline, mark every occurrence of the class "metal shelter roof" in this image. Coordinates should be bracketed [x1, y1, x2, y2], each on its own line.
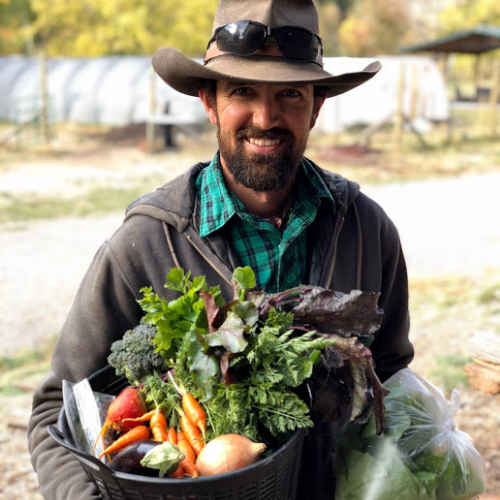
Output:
[400, 25, 500, 55]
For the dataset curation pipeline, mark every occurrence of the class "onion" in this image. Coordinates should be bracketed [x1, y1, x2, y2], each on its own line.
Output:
[195, 434, 266, 476]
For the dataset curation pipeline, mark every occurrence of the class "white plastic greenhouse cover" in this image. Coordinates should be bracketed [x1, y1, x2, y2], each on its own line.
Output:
[0, 55, 207, 126]
[317, 55, 449, 133]
[0, 54, 448, 130]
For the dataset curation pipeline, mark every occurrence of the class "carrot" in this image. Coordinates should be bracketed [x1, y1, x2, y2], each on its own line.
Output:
[171, 464, 186, 478]
[150, 412, 169, 443]
[177, 431, 196, 463]
[182, 393, 207, 440]
[167, 426, 178, 445]
[168, 372, 207, 439]
[177, 431, 199, 477]
[180, 414, 204, 456]
[165, 427, 185, 478]
[97, 425, 150, 460]
[121, 409, 157, 423]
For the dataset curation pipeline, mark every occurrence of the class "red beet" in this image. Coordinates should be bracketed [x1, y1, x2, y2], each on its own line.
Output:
[107, 387, 148, 433]
[93, 386, 148, 454]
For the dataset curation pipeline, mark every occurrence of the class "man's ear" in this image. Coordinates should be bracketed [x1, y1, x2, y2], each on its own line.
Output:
[199, 86, 218, 126]
[310, 96, 325, 129]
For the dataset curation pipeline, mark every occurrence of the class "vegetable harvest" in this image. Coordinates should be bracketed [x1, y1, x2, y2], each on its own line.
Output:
[88, 266, 387, 480]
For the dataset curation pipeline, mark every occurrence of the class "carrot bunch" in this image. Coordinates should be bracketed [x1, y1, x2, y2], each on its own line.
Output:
[95, 375, 207, 479]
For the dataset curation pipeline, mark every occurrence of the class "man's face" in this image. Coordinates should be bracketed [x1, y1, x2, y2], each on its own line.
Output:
[200, 81, 324, 192]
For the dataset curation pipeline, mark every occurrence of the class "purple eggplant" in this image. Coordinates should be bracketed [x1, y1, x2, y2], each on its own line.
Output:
[108, 439, 160, 476]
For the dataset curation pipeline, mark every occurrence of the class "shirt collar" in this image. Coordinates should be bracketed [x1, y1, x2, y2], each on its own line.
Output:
[196, 154, 333, 238]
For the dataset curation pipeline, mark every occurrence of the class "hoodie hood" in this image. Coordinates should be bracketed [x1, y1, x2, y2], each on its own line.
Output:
[124, 160, 360, 228]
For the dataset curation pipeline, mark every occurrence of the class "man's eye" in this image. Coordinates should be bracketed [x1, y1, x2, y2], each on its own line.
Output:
[283, 89, 301, 97]
[233, 87, 249, 96]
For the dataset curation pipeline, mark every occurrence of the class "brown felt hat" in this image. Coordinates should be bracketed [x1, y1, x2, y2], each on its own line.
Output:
[152, 0, 381, 98]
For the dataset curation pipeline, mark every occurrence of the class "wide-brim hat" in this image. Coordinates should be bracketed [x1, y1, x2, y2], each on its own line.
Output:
[152, 0, 381, 98]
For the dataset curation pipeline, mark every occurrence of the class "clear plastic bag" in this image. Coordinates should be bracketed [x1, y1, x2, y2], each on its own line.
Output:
[62, 378, 115, 460]
[335, 368, 487, 500]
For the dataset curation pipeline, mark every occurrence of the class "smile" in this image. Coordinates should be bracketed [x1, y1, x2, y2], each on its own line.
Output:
[247, 137, 281, 147]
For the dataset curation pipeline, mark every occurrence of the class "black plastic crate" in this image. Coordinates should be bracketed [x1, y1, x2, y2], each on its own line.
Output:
[48, 365, 304, 500]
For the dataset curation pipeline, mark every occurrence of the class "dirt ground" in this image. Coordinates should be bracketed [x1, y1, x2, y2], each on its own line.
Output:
[1, 125, 499, 499]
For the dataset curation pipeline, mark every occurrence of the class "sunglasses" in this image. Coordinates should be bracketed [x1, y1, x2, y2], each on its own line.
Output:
[207, 20, 322, 62]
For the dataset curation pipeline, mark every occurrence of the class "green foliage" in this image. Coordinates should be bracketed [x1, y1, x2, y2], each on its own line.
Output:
[439, 0, 500, 32]
[137, 267, 343, 443]
[8, 0, 219, 57]
[139, 268, 222, 360]
[107, 321, 168, 384]
[0, 0, 36, 55]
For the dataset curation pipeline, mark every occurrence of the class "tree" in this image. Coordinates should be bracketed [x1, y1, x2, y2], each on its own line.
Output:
[438, 0, 500, 32]
[23, 0, 218, 57]
[338, 0, 412, 56]
[0, 0, 36, 55]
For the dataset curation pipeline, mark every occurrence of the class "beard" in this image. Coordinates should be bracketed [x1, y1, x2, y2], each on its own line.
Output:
[217, 125, 308, 193]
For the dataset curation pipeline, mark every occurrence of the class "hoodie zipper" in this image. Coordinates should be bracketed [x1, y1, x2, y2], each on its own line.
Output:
[326, 216, 345, 289]
[186, 235, 232, 286]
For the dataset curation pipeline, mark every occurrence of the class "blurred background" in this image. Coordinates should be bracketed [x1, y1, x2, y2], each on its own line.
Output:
[0, 0, 499, 499]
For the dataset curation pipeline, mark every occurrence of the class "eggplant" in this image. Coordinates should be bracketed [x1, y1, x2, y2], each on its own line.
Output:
[108, 439, 161, 476]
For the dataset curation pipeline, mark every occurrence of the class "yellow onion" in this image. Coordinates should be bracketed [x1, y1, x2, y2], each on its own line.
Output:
[195, 434, 266, 476]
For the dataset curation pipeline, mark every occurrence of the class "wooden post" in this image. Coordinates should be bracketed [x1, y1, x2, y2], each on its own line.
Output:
[146, 67, 156, 153]
[392, 63, 405, 151]
[39, 51, 50, 144]
[409, 65, 419, 121]
[473, 54, 481, 98]
[489, 60, 499, 138]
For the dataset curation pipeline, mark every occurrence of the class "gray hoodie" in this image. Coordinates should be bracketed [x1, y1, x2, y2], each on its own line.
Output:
[28, 160, 414, 499]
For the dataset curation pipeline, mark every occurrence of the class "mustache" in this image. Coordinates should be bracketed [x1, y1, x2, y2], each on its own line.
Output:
[236, 126, 293, 141]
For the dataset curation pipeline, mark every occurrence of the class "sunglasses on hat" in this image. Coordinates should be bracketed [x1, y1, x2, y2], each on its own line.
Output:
[207, 20, 323, 63]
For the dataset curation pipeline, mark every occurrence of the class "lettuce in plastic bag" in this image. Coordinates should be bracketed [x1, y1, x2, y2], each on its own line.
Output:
[335, 368, 486, 500]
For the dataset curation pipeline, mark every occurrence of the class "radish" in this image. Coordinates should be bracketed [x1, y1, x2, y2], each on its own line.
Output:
[93, 386, 148, 454]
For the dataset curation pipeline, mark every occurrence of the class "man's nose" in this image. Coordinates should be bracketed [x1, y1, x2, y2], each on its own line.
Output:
[252, 97, 280, 130]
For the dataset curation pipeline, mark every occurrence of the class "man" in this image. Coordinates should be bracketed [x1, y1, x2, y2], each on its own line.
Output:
[28, 0, 414, 498]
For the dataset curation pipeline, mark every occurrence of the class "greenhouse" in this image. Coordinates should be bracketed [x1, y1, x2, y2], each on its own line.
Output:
[0, 54, 449, 133]
[0, 55, 206, 127]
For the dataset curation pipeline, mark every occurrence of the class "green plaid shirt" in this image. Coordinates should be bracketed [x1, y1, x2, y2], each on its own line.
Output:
[195, 154, 334, 293]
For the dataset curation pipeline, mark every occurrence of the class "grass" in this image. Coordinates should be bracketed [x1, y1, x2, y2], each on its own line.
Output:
[0, 337, 56, 396]
[408, 270, 500, 395]
[430, 354, 471, 393]
[0, 175, 166, 225]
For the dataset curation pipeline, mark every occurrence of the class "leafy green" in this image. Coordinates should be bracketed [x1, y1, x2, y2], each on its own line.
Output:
[335, 380, 486, 500]
[203, 310, 338, 441]
[121, 266, 388, 448]
[231, 266, 257, 302]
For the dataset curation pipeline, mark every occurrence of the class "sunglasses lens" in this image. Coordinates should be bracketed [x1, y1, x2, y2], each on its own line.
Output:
[216, 21, 266, 54]
[275, 27, 320, 60]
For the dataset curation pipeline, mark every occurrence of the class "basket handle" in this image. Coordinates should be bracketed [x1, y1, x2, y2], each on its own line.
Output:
[47, 425, 112, 473]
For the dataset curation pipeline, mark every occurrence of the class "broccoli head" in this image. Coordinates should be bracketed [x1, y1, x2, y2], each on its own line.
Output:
[108, 321, 168, 384]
